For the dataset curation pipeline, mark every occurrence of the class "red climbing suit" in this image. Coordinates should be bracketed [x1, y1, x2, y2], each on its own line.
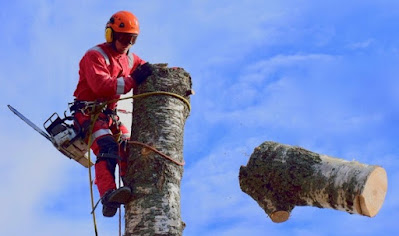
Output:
[73, 42, 145, 197]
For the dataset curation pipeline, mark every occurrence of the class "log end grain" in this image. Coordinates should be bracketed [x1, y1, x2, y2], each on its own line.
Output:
[270, 211, 290, 223]
[359, 167, 387, 217]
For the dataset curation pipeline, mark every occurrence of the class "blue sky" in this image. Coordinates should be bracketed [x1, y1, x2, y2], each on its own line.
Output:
[1, 0, 398, 235]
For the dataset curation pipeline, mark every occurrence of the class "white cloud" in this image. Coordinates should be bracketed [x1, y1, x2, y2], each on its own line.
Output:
[2, 0, 399, 235]
[181, 137, 397, 235]
[348, 39, 375, 50]
[0, 130, 124, 236]
[182, 144, 263, 234]
[197, 51, 391, 142]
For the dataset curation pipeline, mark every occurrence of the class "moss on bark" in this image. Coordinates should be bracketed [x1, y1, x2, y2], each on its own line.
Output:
[125, 64, 191, 235]
[239, 141, 378, 221]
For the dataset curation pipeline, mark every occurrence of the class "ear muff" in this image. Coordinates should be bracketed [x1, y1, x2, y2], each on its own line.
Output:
[105, 17, 115, 43]
[105, 27, 113, 43]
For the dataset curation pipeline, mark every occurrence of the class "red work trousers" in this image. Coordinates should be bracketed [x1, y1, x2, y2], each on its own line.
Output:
[74, 111, 129, 197]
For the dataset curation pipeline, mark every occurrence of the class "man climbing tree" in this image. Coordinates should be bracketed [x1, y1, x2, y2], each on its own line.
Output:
[72, 10, 154, 217]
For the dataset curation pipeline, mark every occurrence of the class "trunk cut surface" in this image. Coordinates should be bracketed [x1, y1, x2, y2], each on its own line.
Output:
[239, 141, 387, 223]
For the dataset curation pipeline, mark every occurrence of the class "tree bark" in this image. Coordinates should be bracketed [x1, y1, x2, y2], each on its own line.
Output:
[239, 141, 388, 223]
[124, 64, 192, 235]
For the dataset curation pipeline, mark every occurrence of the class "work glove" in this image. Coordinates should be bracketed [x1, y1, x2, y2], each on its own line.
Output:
[131, 62, 154, 85]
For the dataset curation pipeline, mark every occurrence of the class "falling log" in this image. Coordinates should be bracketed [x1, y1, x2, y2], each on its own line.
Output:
[239, 141, 388, 223]
[124, 64, 192, 235]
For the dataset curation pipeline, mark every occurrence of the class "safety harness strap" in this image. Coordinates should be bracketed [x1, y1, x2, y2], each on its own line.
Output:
[82, 91, 190, 236]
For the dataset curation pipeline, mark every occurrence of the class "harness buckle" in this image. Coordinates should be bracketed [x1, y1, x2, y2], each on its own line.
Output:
[69, 100, 104, 115]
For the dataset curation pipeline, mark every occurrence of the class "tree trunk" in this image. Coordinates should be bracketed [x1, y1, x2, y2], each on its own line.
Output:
[124, 64, 192, 235]
[239, 141, 388, 223]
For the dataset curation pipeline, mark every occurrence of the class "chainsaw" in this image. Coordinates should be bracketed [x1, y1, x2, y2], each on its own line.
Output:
[8, 105, 93, 168]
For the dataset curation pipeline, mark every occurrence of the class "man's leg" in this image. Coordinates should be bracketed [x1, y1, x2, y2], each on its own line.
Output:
[93, 134, 131, 217]
[75, 112, 131, 217]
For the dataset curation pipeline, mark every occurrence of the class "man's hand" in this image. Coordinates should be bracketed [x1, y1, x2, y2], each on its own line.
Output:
[131, 62, 154, 85]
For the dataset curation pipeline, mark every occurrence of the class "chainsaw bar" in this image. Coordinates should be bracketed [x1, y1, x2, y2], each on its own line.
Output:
[8, 105, 53, 142]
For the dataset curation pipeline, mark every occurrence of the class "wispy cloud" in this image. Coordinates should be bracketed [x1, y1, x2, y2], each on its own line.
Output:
[347, 38, 375, 49]
[2, 0, 399, 235]
[182, 137, 398, 236]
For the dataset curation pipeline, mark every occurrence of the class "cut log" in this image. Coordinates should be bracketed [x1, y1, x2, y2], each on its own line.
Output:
[239, 141, 388, 223]
[124, 64, 192, 235]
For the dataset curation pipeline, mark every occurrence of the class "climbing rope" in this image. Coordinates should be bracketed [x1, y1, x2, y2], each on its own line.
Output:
[86, 104, 106, 236]
[85, 91, 189, 235]
[115, 91, 191, 111]
[118, 165, 122, 236]
[128, 141, 185, 166]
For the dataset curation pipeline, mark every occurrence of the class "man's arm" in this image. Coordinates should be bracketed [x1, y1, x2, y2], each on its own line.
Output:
[82, 50, 134, 97]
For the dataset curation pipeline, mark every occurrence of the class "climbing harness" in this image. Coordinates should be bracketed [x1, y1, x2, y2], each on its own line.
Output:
[8, 90, 190, 236]
[83, 91, 189, 236]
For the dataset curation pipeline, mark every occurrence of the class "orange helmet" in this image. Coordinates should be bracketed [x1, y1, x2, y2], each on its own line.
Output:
[105, 11, 139, 42]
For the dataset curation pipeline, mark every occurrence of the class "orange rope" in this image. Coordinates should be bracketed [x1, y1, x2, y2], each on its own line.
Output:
[128, 141, 185, 166]
[82, 91, 188, 235]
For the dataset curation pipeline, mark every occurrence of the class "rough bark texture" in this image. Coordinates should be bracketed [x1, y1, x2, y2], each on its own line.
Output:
[239, 141, 387, 223]
[125, 64, 192, 235]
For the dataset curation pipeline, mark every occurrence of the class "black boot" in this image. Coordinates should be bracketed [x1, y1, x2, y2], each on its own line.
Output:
[102, 199, 119, 217]
[102, 186, 131, 217]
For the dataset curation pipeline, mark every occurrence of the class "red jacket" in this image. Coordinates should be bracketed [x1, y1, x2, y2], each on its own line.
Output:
[73, 43, 145, 109]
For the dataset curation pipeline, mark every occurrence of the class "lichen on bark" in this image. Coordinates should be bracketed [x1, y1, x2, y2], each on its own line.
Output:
[124, 64, 192, 235]
[239, 141, 384, 222]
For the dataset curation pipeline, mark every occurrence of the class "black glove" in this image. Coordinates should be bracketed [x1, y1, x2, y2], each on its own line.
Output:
[131, 62, 154, 85]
